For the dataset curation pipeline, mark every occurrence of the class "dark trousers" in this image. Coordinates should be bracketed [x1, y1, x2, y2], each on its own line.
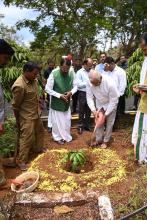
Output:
[72, 91, 78, 113]
[114, 95, 125, 129]
[46, 94, 50, 110]
[78, 91, 91, 128]
[117, 95, 126, 114]
[134, 94, 140, 109]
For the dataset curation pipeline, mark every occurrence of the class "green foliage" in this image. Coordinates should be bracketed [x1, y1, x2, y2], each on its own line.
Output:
[4, 0, 147, 56]
[0, 22, 22, 43]
[0, 23, 15, 39]
[63, 150, 86, 173]
[4, 0, 112, 58]
[0, 41, 31, 101]
[109, 1, 147, 55]
[135, 215, 143, 220]
[0, 116, 16, 156]
[126, 48, 144, 97]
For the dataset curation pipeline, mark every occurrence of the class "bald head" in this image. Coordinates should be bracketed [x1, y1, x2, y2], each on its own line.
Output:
[83, 58, 93, 72]
[87, 58, 93, 63]
[89, 69, 102, 86]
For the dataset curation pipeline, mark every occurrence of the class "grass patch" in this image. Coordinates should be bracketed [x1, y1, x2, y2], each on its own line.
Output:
[110, 160, 147, 219]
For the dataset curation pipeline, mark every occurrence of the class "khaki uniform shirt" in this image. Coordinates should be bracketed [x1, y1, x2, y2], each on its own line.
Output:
[12, 75, 40, 120]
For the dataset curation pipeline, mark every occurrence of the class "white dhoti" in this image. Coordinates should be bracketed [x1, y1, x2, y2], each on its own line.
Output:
[131, 57, 147, 163]
[132, 111, 147, 163]
[51, 108, 72, 142]
[48, 96, 52, 128]
[48, 108, 52, 128]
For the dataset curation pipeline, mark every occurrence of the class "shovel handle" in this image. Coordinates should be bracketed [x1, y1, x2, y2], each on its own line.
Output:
[93, 124, 97, 133]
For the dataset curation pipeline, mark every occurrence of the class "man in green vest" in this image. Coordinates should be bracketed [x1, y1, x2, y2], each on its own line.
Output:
[45, 58, 77, 144]
[132, 32, 147, 163]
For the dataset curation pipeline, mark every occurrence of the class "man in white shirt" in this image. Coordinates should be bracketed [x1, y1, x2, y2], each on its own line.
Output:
[76, 58, 93, 134]
[95, 52, 107, 74]
[86, 69, 119, 148]
[104, 57, 127, 114]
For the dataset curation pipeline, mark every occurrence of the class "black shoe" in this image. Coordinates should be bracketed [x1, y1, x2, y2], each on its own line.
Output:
[131, 106, 137, 110]
[35, 147, 47, 154]
[72, 110, 77, 114]
[84, 127, 92, 132]
[57, 140, 65, 145]
[77, 127, 83, 134]
[48, 127, 52, 133]
[18, 163, 28, 171]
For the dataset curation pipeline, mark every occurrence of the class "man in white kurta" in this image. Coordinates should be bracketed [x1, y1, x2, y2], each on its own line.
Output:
[86, 70, 119, 148]
[103, 57, 127, 114]
[45, 58, 77, 144]
[132, 32, 147, 163]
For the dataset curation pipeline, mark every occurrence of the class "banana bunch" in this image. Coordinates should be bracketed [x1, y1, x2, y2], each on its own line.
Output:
[126, 48, 144, 97]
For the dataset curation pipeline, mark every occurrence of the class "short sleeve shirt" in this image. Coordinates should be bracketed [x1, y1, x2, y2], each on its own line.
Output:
[11, 75, 40, 120]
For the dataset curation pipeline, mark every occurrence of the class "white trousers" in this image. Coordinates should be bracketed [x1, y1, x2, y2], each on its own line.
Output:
[51, 108, 72, 142]
[96, 110, 116, 143]
[48, 96, 52, 128]
[48, 108, 52, 128]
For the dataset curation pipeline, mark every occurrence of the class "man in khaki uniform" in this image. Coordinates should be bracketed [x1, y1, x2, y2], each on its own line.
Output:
[12, 61, 44, 170]
[0, 39, 14, 186]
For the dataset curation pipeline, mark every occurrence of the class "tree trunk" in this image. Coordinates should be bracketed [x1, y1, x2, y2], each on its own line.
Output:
[79, 39, 87, 60]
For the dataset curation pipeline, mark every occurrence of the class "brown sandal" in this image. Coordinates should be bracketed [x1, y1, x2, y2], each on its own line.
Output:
[89, 141, 102, 147]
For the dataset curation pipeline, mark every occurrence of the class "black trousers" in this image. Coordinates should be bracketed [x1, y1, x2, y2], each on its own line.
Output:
[114, 95, 125, 129]
[117, 95, 126, 114]
[134, 94, 140, 109]
[72, 91, 78, 113]
[78, 91, 91, 128]
[46, 94, 50, 110]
